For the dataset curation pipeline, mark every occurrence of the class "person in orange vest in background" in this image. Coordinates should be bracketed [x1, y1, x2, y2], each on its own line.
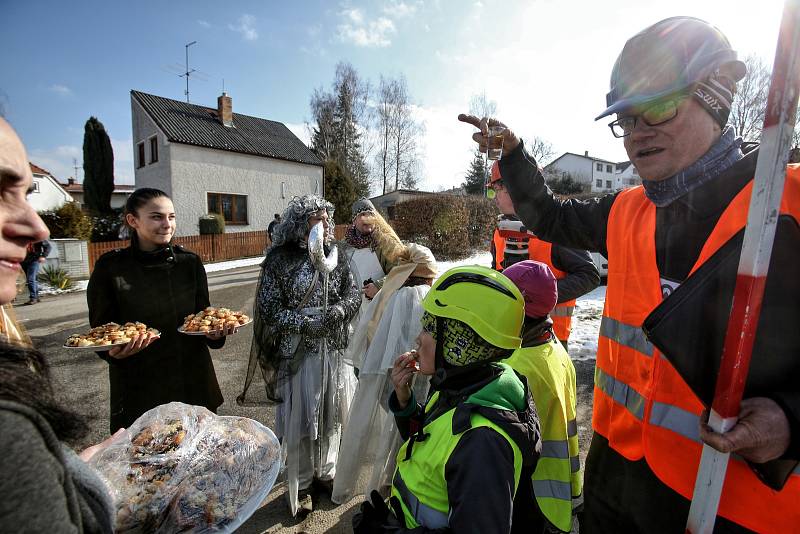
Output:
[460, 16, 800, 533]
[489, 160, 599, 350]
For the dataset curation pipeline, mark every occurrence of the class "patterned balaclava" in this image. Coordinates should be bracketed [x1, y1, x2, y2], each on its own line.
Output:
[420, 311, 507, 367]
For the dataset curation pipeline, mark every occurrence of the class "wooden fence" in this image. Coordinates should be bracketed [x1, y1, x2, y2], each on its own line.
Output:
[88, 225, 351, 272]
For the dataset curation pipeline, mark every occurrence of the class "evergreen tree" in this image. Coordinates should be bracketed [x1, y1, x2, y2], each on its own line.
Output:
[462, 149, 488, 195]
[82, 116, 115, 214]
[323, 159, 358, 223]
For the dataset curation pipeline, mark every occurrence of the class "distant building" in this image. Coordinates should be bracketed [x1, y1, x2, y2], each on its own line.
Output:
[61, 177, 134, 210]
[616, 161, 642, 188]
[28, 163, 73, 212]
[544, 151, 619, 193]
[130, 90, 323, 236]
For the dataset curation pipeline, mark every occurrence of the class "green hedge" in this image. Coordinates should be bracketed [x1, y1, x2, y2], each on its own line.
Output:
[39, 202, 93, 241]
[392, 195, 497, 260]
[199, 214, 225, 235]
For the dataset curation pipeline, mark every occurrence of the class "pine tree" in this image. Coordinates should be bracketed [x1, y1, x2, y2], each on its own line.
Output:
[462, 149, 488, 195]
[82, 116, 115, 214]
[323, 159, 358, 222]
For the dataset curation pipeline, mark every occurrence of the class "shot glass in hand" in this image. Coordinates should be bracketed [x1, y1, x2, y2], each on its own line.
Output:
[486, 125, 506, 160]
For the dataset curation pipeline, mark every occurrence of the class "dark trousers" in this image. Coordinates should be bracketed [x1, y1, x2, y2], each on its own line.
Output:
[23, 261, 41, 300]
[580, 433, 754, 534]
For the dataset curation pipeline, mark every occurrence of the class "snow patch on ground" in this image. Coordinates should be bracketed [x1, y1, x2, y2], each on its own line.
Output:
[569, 285, 605, 361]
[204, 256, 264, 273]
[39, 280, 89, 296]
[436, 251, 493, 273]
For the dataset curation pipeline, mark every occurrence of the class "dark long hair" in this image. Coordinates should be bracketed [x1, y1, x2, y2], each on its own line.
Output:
[124, 187, 172, 248]
[0, 340, 87, 444]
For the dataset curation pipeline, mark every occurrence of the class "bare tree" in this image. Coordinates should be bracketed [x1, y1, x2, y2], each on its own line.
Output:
[374, 75, 424, 193]
[729, 55, 770, 142]
[468, 91, 497, 119]
[525, 135, 556, 165]
[467, 91, 498, 188]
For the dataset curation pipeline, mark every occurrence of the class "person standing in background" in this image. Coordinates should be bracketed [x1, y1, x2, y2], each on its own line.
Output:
[21, 239, 51, 305]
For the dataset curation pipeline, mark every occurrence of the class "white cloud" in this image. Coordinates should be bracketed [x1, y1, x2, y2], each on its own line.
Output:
[284, 122, 312, 147]
[338, 14, 396, 47]
[197, 19, 211, 28]
[383, 1, 418, 18]
[229, 14, 258, 41]
[48, 84, 72, 96]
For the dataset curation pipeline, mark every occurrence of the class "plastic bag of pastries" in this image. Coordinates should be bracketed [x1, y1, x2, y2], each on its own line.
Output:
[89, 402, 280, 533]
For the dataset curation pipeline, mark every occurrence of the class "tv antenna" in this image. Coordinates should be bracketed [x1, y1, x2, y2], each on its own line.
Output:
[72, 158, 80, 181]
[181, 41, 197, 103]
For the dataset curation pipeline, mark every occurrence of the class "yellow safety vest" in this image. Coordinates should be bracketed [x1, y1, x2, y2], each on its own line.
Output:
[505, 339, 581, 532]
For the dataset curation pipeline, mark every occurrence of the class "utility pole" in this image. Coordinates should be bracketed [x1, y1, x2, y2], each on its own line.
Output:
[182, 41, 197, 103]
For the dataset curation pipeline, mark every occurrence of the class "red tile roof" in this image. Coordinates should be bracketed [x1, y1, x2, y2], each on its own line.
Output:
[29, 162, 53, 176]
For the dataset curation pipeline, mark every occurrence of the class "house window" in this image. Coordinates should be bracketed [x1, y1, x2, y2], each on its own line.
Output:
[149, 136, 158, 163]
[207, 192, 248, 224]
[30, 181, 40, 193]
[596, 163, 602, 172]
[606, 180, 612, 189]
[137, 142, 145, 168]
[281, 182, 286, 199]
[628, 178, 636, 185]
[633, 168, 638, 176]
[596, 179, 602, 188]
[606, 164, 612, 173]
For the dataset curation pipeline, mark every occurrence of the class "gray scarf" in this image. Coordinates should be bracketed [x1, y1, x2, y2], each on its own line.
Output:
[642, 126, 743, 207]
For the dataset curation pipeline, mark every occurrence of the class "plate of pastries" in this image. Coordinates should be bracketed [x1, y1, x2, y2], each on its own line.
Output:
[178, 307, 251, 335]
[64, 322, 160, 350]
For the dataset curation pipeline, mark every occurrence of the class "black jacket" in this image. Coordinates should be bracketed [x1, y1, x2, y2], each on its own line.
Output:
[87, 244, 224, 432]
[23, 240, 52, 265]
[499, 142, 800, 462]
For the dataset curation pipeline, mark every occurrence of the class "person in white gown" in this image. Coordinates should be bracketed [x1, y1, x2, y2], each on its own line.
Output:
[332, 241, 437, 504]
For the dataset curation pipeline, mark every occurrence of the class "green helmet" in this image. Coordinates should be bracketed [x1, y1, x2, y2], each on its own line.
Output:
[422, 265, 524, 350]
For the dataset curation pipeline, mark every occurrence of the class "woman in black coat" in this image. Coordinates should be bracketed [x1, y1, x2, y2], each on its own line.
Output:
[87, 188, 235, 432]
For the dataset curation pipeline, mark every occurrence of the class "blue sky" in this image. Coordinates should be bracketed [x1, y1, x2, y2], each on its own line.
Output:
[0, 0, 786, 193]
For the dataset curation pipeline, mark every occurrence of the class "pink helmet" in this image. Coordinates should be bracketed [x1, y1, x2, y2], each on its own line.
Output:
[502, 260, 558, 319]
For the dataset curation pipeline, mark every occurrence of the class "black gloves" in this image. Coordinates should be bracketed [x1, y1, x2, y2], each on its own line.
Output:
[352, 490, 406, 533]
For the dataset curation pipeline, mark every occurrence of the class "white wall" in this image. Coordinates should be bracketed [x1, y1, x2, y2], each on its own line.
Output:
[131, 98, 171, 195]
[169, 143, 322, 236]
[28, 173, 73, 212]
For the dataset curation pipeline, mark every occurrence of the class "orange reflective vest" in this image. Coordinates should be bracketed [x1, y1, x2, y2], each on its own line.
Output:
[492, 229, 576, 341]
[596, 166, 800, 532]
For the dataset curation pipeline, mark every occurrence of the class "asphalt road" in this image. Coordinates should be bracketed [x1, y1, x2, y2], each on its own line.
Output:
[16, 265, 597, 534]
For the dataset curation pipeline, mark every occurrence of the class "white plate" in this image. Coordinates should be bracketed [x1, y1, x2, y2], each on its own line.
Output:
[177, 319, 253, 335]
[63, 330, 161, 351]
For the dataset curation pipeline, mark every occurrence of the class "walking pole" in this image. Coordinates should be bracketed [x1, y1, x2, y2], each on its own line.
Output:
[686, 1, 800, 532]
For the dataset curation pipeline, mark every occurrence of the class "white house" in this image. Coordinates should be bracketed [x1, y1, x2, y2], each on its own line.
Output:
[131, 90, 323, 236]
[61, 177, 134, 210]
[616, 161, 642, 188]
[544, 151, 619, 193]
[28, 163, 73, 212]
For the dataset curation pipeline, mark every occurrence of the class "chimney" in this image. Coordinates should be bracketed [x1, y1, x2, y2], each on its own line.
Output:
[217, 92, 233, 127]
[584, 150, 589, 157]
[68, 177, 75, 186]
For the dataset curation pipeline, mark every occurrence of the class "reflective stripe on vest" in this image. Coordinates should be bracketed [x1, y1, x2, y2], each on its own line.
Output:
[504, 342, 579, 532]
[594, 366, 645, 421]
[393, 471, 449, 529]
[598, 316, 654, 357]
[391, 366, 525, 529]
[551, 306, 575, 317]
[600, 171, 800, 532]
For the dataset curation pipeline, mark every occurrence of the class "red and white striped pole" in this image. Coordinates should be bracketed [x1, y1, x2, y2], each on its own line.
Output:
[686, 1, 800, 532]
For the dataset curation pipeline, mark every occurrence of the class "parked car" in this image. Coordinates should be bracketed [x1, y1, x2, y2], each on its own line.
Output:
[591, 252, 608, 281]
